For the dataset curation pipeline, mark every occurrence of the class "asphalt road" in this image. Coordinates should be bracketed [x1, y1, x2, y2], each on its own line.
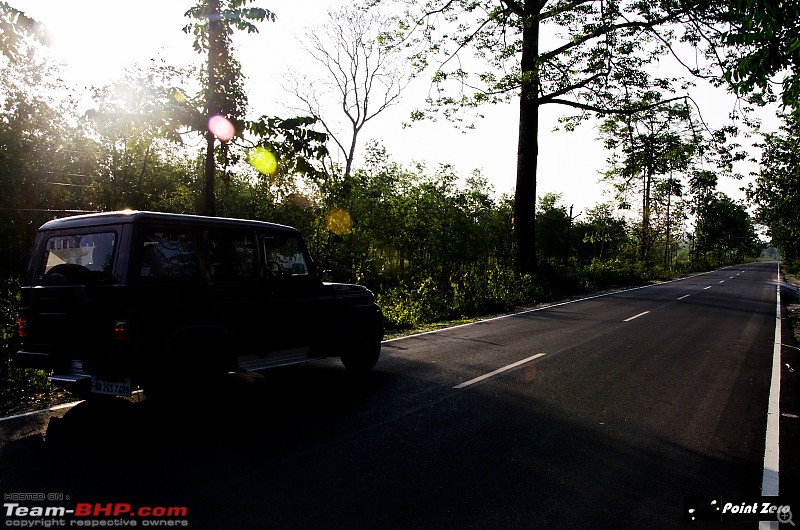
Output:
[1, 261, 798, 529]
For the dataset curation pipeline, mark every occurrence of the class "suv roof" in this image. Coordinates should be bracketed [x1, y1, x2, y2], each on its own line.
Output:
[38, 210, 300, 234]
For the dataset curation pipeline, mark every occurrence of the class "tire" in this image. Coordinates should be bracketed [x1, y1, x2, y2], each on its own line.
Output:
[46, 398, 134, 458]
[340, 334, 381, 373]
[43, 263, 95, 285]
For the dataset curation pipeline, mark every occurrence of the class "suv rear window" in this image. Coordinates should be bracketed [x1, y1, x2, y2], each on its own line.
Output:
[39, 232, 116, 283]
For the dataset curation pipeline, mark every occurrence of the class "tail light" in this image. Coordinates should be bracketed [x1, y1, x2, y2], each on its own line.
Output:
[17, 316, 28, 338]
[113, 319, 132, 341]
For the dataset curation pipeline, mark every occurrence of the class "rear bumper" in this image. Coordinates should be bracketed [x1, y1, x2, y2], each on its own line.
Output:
[16, 350, 92, 392]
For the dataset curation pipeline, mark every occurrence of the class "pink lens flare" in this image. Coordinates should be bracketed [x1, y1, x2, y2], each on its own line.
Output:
[208, 114, 235, 141]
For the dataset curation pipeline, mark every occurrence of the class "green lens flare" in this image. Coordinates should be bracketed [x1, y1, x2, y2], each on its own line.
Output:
[247, 147, 278, 175]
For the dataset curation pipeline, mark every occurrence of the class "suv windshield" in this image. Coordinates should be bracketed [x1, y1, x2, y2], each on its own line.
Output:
[38, 232, 116, 284]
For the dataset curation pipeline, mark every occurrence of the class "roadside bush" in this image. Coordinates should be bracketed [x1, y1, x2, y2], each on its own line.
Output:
[378, 268, 542, 331]
[0, 278, 61, 415]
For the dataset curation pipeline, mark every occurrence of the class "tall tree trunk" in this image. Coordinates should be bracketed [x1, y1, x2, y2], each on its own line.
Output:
[204, 131, 216, 216]
[203, 0, 221, 217]
[513, 2, 540, 275]
[664, 184, 671, 265]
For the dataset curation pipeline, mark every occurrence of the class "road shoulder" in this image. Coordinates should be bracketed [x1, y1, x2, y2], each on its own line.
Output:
[779, 268, 800, 500]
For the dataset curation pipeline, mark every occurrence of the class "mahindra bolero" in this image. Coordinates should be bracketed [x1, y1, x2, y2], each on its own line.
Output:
[16, 211, 383, 398]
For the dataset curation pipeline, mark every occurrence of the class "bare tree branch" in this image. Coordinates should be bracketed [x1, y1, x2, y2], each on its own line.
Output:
[288, 6, 410, 177]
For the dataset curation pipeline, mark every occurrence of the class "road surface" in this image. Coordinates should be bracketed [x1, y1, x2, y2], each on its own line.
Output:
[1, 261, 797, 529]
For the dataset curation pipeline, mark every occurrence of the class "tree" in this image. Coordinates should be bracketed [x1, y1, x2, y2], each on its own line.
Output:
[377, 0, 731, 274]
[654, 176, 684, 265]
[86, 62, 201, 212]
[0, 2, 46, 62]
[599, 102, 703, 262]
[716, 0, 800, 111]
[747, 114, 800, 263]
[536, 192, 569, 263]
[0, 48, 93, 277]
[287, 5, 408, 179]
[695, 192, 757, 264]
[183, 0, 274, 216]
[574, 204, 629, 264]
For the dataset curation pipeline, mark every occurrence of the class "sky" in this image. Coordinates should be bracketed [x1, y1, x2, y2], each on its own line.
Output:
[12, 0, 781, 216]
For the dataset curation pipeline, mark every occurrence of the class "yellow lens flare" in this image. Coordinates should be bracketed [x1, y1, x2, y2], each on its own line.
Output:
[172, 89, 186, 103]
[208, 114, 235, 142]
[325, 208, 352, 236]
[247, 147, 278, 175]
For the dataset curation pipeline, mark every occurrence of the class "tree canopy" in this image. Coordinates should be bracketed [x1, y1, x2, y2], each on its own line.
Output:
[0, 2, 46, 62]
[375, 0, 760, 273]
[183, 0, 275, 216]
[747, 114, 800, 264]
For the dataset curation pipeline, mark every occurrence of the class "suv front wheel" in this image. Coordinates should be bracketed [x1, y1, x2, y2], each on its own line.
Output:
[340, 335, 381, 373]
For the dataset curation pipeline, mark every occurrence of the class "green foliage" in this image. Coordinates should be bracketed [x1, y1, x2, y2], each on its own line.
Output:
[747, 114, 800, 263]
[695, 192, 760, 265]
[246, 116, 329, 178]
[377, 258, 724, 331]
[378, 269, 541, 331]
[0, 2, 47, 62]
[721, 0, 800, 110]
[0, 278, 59, 415]
[183, 0, 275, 121]
[183, 0, 276, 216]
[383, 0, 711, 125]
[783, 260, 800, 276]
[0, 48, 98, 277]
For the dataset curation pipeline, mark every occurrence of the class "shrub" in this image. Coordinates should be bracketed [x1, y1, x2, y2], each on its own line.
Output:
[0, 278, 61, 415]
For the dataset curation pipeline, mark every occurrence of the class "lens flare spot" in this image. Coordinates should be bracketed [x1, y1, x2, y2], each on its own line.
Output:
[325, 208, 351, 236]
[172, 89, 186, 103]
[247, 147, 278, 175]
[208, 114, 235, 142]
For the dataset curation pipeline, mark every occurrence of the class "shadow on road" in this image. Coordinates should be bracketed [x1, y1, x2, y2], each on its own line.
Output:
[0, 353, 772, 529]
[43, 365, 397, 462]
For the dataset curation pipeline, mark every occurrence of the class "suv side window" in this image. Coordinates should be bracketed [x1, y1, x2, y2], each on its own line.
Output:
[139, 228, 199, 280]
[208, 230, 257, 281]
[262, 234, 309, 277]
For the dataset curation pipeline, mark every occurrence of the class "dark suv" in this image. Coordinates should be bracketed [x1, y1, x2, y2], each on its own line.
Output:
[16, 211, 383, 398]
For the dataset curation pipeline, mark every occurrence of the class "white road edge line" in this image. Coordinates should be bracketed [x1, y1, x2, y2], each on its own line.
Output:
[760, 262, 781, 500]
[453, 353, 546, 389]
[623, 311, 650, 322]
[0, 400, 84, 423]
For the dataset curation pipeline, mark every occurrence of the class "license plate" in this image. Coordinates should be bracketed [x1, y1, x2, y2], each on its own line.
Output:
[90, 377, 132, 397]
